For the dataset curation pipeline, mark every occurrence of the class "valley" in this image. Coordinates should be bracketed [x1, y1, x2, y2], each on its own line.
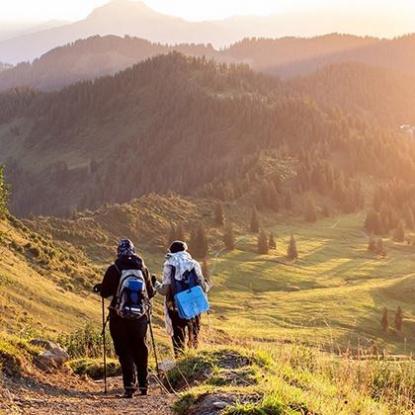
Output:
[1, 1, 415, 413]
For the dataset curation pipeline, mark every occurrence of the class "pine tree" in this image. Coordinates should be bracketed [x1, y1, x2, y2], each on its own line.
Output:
[214, 202, 225, 227]
[257, 229, 269, 255]
[304, 196, 317, 223]
[381, 307, 389, 332]
[368, 235, 377, 253]
[250, 208, 260, 233]
[322, 204, 330, 218]
[190, 223, 208, 259]
[0, 165, 8, 219]
[365, 210, 382, 235]
[287, 234, 298, 260]
[393, 221, 405, 242]
[376, 238, 386, 256]
[268, 232, 276, 250]
[223, 222, 235, 251]
[394, 306, 403, 332]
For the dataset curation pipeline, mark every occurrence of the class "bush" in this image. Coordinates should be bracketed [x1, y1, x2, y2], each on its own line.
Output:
[58, 322, 113, 359]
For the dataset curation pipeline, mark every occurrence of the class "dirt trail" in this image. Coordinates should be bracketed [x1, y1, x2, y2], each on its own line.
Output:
[3, 375, 174, 415]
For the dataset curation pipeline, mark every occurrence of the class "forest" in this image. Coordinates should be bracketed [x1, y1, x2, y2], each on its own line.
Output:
[0, 53, 415, 219]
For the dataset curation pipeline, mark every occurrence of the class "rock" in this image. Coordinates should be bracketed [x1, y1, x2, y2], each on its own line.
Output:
[34, 346, 69, 372]
[158, 359, 176, 373]
[29, 339, 60, 351]
[212, 401, 228, 409]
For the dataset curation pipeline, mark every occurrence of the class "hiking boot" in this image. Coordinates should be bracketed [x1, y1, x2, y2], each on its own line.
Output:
[119, 388, 135, 399]
[139, 387, 148, 396]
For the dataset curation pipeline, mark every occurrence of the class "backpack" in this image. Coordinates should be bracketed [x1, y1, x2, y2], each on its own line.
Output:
[114, 268, 148, 320]
[171, 267, 209, 320]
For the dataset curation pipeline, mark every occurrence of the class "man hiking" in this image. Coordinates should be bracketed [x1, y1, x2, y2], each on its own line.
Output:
[94, 239, 155, 398]
[154, 240, 209, 356]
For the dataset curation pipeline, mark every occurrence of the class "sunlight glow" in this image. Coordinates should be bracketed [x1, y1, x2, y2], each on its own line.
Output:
[1, 0, 415, 23]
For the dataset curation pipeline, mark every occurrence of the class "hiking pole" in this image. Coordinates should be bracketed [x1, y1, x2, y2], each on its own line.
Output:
[147, 305, 161, 379]
[101, 296, 108, 395]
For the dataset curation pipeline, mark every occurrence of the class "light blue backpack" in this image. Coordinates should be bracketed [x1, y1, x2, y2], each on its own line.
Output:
[171, 268, 209, 320]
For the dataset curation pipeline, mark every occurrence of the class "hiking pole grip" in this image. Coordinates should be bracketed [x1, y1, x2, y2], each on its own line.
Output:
[102, 296, 108, 395]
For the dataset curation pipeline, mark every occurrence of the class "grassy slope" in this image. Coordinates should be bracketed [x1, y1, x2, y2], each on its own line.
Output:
[0, 217, 101, 337]
[25, 197, 415, 354]
[209, 213, 415, 354]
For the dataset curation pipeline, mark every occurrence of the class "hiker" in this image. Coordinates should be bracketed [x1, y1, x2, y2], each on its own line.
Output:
[153, 240, 209, 356]
[94, 239, 155, 398]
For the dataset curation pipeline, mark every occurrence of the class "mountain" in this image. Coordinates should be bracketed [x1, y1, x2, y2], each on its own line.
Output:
[1, 0, 414, 65]
[0, 1, 226, 64]
[1, 53, 413, 218]
[291, 63, 415, 128]
[0, 20, 67, 43]
[0, 35, 223, 92]
[223, 34, 415, 77]
[0, 62, 12, 73]
[3, 33, 415, 93]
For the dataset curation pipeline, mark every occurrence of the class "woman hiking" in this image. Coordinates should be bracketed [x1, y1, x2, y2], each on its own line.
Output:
[94, 239, 155, 398]
[154, 240, 209, 356]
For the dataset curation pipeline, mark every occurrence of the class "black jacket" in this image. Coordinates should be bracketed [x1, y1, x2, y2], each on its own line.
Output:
[100, 255, 155, 309]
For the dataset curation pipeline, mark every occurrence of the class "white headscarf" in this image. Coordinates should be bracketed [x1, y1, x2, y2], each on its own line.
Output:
[165, 251, 196, 281]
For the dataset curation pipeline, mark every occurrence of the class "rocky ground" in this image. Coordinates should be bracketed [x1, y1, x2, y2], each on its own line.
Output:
[1, 374, 174, 415]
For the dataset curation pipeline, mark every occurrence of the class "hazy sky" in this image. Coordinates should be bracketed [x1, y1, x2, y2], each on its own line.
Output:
[1, 0, 415, 22]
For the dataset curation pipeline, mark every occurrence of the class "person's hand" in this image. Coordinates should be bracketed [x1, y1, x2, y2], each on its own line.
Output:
[93, 283, 102, 294]
[151, 275, 158, 286]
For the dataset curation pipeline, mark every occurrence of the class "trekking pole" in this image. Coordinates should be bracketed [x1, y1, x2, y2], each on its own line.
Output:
[147, 306, 161, 379]
[101, 297, 108, 395]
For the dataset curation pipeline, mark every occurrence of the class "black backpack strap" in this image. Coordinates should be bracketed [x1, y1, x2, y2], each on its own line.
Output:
[169, 265, 177, 294]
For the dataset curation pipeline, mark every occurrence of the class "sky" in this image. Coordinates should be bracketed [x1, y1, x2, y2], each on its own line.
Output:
[1, 0, 415, 22]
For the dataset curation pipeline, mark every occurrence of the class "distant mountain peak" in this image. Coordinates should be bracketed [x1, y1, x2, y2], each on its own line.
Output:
[87, 0, 162, 19]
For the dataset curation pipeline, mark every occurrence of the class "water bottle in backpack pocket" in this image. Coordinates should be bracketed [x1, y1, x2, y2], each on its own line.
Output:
[114, 269, 148, 319]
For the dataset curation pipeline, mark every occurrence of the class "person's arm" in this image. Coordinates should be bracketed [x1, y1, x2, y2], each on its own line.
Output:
[142, 266, 155, 299]
[194, 262, 210, 293]
[155, 264, 172, 296]
[100, 265, 119, 298]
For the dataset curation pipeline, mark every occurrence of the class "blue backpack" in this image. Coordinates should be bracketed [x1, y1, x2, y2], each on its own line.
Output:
[114, 269, 148, 319]
[171, 267, 209, 320]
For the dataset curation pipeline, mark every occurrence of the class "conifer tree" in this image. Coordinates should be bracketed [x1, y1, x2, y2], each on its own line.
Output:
[376, 238, 386, 256]
[257, 229, 269, 255]
[287, 234, 298, 260]
[368, 235, 377, 253]
[0, 165, 8, 219]
[394, 306, 403, 332]
[365, 210, 382, 235]
[304, 196, 317, 223]
[393, 221, 405, 242]
[223, 222, 235, 251]
[268, 232, 276, 250]
[190, 224, 208, 259]
[381, 307, 389, 332]
[214, 202, 225, 227]
[250, 208, 260, 233]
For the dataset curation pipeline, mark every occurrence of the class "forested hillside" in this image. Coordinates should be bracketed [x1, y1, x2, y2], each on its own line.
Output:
[291, 63, 415, 127]
[226, 34, 415, 77]
[1, 53, 415, 217]
[0, 35, 223, 92]
[2, 33, 415, 92]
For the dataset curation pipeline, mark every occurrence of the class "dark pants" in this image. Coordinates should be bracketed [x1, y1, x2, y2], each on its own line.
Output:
[188, 315, 201, 349]
[169, 310, 202, 356]
[109, 314, 148, 391]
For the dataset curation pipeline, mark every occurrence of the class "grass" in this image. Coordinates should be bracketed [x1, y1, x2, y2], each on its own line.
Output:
[207, 213, 415, 354]
[172, 344, 415, 414]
